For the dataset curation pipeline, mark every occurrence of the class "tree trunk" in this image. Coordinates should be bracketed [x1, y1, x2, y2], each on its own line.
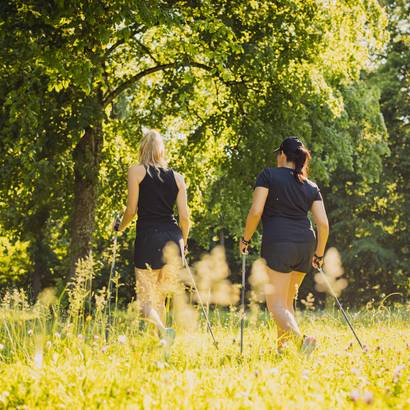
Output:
[31, 238, 47, 299]
[69, 123, 102, 279]
[26, 206, 51, 300]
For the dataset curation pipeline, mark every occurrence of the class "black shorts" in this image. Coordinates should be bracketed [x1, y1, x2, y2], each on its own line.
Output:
[261, 241, 316, 274]
[134, 226, 183, 270]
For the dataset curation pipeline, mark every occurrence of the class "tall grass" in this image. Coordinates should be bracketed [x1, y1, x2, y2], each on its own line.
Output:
[0, 250, 409, 409]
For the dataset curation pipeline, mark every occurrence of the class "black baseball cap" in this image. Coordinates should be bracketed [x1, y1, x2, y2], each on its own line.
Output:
[273, 136, 303, 154]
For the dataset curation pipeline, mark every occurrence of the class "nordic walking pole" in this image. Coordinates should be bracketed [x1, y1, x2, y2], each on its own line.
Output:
[318, 267, 364, 350]
[240, 252, 247, 354]
[105, 213, 121, 341]
[183, 256, 219, 349]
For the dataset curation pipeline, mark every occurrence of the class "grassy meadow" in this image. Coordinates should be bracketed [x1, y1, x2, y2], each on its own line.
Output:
[0, 284, 409, 409]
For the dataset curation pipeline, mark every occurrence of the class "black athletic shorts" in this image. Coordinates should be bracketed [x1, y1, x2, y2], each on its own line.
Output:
[261, 241, 316, 274]
[134, 226, 183, 270]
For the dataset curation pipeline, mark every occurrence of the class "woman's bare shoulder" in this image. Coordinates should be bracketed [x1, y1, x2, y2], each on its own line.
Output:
[173, 171, 186, 188]
[128, 164, 146, 181]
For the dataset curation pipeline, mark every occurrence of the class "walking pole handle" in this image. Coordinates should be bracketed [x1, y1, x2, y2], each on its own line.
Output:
[113, 212, 122, 232]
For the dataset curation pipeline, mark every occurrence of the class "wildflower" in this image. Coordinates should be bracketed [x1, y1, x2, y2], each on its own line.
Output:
[254, 370, 260, 377]
[351, 368, 360, 376]
[143, 395, 152, 409]
[156, 361, 165, 369]
[38, 287, 57, 306]
[185, 370, 196, 382]
[0, 391, 10, 404]
[349, 389, 360, 402]
[46, 340, 52, 349]
[393, 364, 405, 382]
[315, 248, 348, 296]
[27, 329, 33, 336]
[302, 370, 309, 380]
[34, 350, 43, 369]
[0, 343, 4, 351]
[118, 335, 127, 344]
[269, 368, 279, 375]
[101, 345, 108, 353]
[78, 334, 83, 340]
[249, 258, 269, 302]
[362, 390, 373, 404]
[54, 332, 61, 339]
[94, 335, 99, 340]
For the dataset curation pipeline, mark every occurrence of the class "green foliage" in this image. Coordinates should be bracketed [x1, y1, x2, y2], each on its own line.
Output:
[0, 237, 30, 285]
[322, 0, 410, 301]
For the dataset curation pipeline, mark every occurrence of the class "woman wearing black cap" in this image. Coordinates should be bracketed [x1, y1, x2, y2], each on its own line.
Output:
[240, 137, 329, 352]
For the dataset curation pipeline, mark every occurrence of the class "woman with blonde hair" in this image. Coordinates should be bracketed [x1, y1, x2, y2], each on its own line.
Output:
[115, 129, 190, 344]
[240, 137, 329, 353]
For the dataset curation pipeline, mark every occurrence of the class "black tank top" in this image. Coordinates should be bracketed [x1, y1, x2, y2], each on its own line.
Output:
[136, 165, 179, 231]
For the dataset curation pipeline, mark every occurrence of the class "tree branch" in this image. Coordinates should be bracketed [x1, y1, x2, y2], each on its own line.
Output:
[103, 60, 247, 107]
[103, 63, 177, 106]
[103, 24, 144, 59]
[134, 40, 160, 64]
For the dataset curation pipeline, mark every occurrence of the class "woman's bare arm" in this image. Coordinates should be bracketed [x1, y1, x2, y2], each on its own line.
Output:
[311, 200, 329, 257]
[240, 187, 269, 253]
[174, 172, 190, 246]
[118, 165, 145, 232]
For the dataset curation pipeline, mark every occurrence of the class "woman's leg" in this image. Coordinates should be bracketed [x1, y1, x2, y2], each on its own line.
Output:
[287, 271, 317, 352]
[287, 271, 305, 314]
[265, 267, 303, 349]
[135, 267, 167, 333]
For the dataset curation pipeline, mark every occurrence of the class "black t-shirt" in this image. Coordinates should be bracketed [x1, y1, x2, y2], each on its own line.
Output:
[255, 167, 322, 243]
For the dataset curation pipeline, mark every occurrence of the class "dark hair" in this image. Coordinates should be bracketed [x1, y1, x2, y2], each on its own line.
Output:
[282, 146, 311, 183]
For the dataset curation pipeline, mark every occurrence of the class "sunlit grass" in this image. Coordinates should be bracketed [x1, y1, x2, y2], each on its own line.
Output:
[0, 249, 408, 408]
[0, 298, 408, 409]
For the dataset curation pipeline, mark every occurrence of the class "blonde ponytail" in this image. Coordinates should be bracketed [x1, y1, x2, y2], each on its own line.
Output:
[139, 129, 168, 180]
